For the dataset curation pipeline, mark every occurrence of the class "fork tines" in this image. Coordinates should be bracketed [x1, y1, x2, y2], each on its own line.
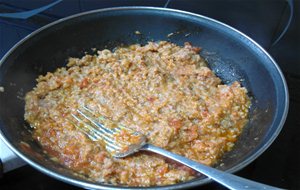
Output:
[70, 106, 127, 152]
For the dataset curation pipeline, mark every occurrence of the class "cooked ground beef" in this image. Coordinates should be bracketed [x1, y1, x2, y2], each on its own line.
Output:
[24, 41, 250, 186]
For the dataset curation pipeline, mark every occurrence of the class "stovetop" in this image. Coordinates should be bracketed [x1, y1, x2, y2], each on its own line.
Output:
[1, 0, 299, 189]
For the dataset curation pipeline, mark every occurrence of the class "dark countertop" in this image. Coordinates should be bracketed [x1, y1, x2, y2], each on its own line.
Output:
[1, 0, 299, 189]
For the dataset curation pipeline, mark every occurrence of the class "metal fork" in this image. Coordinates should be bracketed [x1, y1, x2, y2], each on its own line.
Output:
[71, 106, 283, 190]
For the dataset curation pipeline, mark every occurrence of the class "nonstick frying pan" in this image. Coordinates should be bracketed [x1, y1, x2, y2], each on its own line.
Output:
[0, 7, 289, 189]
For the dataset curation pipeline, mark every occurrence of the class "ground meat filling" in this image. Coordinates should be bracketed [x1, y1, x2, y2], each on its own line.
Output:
[24, 41, 250, 186]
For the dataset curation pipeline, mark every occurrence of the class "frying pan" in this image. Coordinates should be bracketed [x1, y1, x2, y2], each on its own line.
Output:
[0, 7, 289, 189]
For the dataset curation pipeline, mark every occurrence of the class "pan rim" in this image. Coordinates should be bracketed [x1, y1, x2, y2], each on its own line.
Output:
[0, 6, 289, 190]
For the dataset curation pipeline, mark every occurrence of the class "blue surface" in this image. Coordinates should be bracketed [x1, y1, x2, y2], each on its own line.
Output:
[0, 0, 62, 19]
[0, 0, 290, 60]
[0, 0, 167, 58]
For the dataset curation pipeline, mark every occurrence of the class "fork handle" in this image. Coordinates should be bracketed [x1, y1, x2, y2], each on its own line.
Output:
[141, 144, 284, 190]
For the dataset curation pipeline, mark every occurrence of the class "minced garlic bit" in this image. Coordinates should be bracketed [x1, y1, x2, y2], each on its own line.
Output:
[134, 30, 141, 35]
[167, 32, 174, 37]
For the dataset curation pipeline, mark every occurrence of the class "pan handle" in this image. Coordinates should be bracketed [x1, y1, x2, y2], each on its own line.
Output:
[0, 137, 26, 174]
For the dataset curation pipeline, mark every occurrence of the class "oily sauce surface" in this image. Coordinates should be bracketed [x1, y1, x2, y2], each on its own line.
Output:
[25, 41, 250, 186]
